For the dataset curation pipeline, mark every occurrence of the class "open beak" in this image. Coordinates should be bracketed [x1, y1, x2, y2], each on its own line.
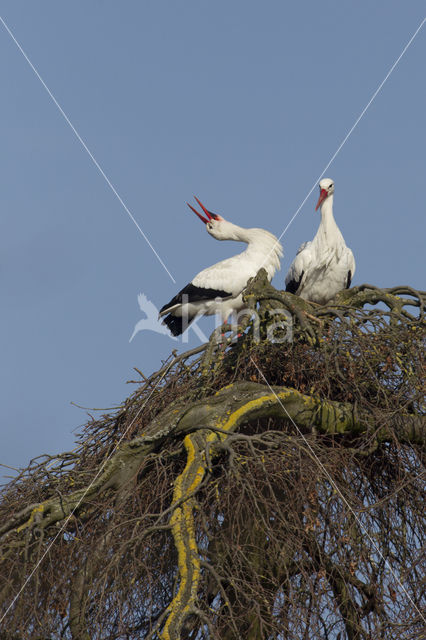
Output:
[315, 188, 328, 211]
[186, 196, 218, 224]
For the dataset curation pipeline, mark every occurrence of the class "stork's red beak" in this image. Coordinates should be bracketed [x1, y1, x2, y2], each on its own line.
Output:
[186, 196, 219, 223]
[315, 188, 328, 211]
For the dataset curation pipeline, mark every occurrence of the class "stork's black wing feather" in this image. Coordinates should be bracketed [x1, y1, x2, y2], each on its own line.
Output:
[159, 282, 232, 315]
[285, 270, 304, 295]
[161, 314, 187, 337]
[346, 270, 352, 289]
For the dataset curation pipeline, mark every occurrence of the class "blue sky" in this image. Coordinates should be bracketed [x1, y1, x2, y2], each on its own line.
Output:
[1, 1, 425, 475]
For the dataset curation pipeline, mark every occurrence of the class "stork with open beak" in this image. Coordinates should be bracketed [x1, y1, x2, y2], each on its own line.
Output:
[159, 197, 283, 336]
[285, 178, 355, 304]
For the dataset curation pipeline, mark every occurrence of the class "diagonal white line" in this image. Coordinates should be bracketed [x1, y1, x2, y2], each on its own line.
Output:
[0, 361, 175, 624]
[263, 17, 426, 270]
[250, 356, 426, 622]
[278, 16, 426, 243]
[0, 15, 176, 284]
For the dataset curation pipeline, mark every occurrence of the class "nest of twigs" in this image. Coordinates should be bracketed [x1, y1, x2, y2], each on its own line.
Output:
[0, 276, 424, 640]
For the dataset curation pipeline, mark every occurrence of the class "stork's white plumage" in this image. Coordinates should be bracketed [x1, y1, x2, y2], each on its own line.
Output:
[285, 178, 355, 304]
[159, 197, 283, 336]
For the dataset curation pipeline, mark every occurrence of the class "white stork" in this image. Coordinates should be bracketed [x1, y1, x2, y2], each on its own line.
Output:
[285, 178, 355, 304]
[159, 197, 283, 336]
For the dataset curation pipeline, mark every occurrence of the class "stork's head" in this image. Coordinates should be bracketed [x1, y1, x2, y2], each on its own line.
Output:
[315, 178, 334, 211]
[187, 197, 236, 240]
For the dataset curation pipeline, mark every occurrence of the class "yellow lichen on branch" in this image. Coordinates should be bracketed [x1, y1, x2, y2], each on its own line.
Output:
[2, 381, 422, 549]
[161, 388, 350, 637]
[16, 503, 45, 533]
[160, 435, 202, 639]
[0, 277, 425, 639]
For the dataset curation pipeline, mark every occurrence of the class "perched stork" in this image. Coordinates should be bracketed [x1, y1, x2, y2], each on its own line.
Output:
[285, 178, 355, 304]
[159, 197, 283, 336]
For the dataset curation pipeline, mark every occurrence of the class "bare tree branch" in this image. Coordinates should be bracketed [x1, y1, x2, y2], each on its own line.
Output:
[0, 277, 424, 639]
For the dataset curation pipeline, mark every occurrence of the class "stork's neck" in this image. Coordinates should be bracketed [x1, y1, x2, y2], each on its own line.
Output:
[242, 227, 283, 276]
[217, 223, 274, 248]
[315, 195, 344, 245]
[225, 223, 254, 244]
[241, 227, 281, 254]
[210, 221, 282, 275]
[320, 194, 335, 225]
